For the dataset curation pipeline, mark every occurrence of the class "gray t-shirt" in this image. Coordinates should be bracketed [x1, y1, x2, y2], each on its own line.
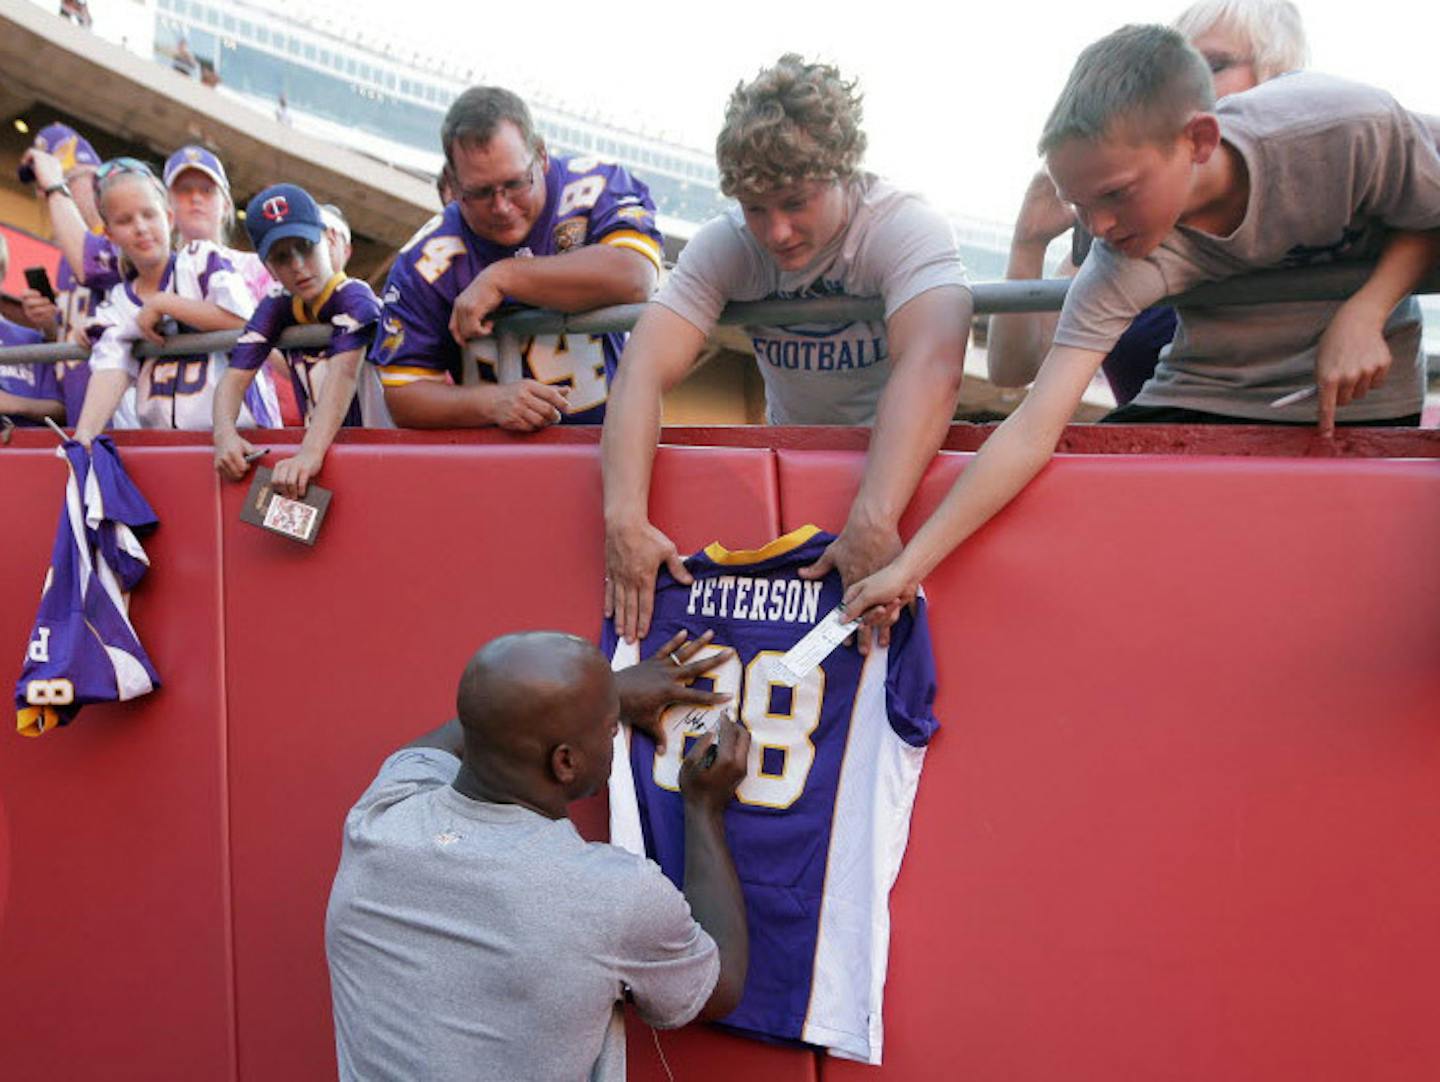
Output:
[655, 174, 971, 425]
[326, 748, 719, 1082]
[1055, 73, 1440, 422]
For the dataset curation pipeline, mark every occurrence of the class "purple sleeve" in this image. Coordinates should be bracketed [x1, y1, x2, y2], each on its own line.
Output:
[329, 280, 382, 356]
[586, 163, 664, 255]
[81, 233, 122, 292]
[0, 319, 44, 348]
[368, 250, 461, 378]
[885, 594, 939, 747]
[0, 357, 62, 405]
[230, 294, 291, 371]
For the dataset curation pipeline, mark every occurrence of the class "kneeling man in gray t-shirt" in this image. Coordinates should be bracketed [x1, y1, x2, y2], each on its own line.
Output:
[326, 631, 750, 1082]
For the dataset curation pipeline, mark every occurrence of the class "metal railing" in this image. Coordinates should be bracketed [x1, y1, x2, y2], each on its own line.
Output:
[2, 262, 1438, 365]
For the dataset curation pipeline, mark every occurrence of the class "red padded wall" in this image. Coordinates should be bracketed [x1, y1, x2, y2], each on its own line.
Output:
[779, 450, 1440, 1082]
[5, 429, 1437, 1082]
[0, 445, 235, 1082]
[219, 441, 812, 1082]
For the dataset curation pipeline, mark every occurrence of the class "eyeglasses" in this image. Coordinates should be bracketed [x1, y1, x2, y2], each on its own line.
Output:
[459, 155, 538, 207]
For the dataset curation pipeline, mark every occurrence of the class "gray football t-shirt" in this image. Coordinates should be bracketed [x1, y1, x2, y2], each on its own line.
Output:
[326, 748, 719, 1082]
[656, 174, 970, 425]
[1055, 73, 1440, 422]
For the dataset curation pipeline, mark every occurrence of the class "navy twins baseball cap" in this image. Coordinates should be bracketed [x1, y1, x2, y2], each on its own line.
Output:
[245, 183, 325, 262]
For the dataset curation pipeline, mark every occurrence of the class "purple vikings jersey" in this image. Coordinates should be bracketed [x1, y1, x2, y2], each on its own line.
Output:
[371, 156, 663, 424]
[88, 241, 278, 430]
[49, 232, 124, 420]
[231, 275, 383, 428]
[15, 437, 161, 737]
[604, 525, 938, 1063]
[0, 318, 59, 426]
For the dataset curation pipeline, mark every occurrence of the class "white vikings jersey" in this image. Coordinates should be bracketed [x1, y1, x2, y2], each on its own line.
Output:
[88, 241, 279, 430]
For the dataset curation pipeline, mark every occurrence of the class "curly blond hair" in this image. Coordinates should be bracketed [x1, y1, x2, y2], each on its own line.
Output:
[716, 55, 867, 199]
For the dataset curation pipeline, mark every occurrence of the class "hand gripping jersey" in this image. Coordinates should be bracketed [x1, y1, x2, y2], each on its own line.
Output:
[230, 275, 387, 428]
[371, 155, 663, 424]
[15, 437, 161, 736]
[604, 525, 938, 1063]
[87, 241, 279, 430]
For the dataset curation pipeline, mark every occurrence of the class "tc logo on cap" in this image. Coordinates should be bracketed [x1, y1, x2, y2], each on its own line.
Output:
[263, 196, 290, 222]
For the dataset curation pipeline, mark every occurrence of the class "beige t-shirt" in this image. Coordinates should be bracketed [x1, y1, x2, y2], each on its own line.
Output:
[656, 174, 970, 425]
[1055, 73, 1440, 421]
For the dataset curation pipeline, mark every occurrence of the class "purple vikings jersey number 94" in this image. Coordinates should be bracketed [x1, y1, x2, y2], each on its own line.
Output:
[604, 525, 938, 1063]
[371, 155, 663, 424]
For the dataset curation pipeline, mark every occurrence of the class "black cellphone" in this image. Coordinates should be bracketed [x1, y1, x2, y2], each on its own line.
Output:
[24, 267, 56, 302]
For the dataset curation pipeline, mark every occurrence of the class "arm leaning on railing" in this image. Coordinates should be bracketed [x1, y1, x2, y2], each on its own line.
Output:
[2, 264, 1438, 369]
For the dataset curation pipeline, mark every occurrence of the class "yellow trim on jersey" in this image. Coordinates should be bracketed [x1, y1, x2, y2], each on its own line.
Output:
[290, 274, 346, 325]
[378, 365, 447, 388]
[600, 230, 662, 271]
[703, 524, 822, 566]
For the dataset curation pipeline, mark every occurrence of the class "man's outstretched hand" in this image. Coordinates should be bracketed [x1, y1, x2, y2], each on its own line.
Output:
[799, 519, 903, 651]
[616, 629, 734, 750]
[605, 517, 693, 643]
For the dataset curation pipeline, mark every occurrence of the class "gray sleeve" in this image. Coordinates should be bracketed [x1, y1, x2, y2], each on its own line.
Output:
[356, 748, 455, 804]
[653, 216, 754, 336]
[868, 198, 972, 319]
[613, 859, 720, 1029]
[1052, 243, 1169, 354]
[1360, 102, 1440, 229]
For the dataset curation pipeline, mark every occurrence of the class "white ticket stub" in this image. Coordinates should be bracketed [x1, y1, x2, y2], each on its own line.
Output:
[772, 605, 861, 685]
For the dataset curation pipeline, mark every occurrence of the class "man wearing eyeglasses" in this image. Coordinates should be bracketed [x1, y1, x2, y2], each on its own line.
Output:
[372, 87, 664, 429]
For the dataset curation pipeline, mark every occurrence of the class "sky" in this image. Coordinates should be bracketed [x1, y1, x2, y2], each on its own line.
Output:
[329, 0, 1440, 226]
[73, 0, 1440, 228]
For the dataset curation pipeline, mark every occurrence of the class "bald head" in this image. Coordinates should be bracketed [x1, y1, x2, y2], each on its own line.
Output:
[455, 633, 618, 798]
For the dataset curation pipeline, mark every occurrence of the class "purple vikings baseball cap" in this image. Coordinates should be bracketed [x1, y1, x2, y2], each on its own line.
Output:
[244, 183, 326, 262]
[17, 123, 101, 184]
[163, 145, 231, 192]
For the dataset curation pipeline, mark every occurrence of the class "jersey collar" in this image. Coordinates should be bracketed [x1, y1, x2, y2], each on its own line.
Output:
[290, 273, 345, 325]
[703, 524, 822, 566]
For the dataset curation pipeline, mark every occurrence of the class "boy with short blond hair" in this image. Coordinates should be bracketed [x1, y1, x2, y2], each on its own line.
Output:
[843, 23, 1440, 620]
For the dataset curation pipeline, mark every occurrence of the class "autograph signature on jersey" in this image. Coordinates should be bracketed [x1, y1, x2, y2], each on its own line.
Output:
[670, 706, 723, 734]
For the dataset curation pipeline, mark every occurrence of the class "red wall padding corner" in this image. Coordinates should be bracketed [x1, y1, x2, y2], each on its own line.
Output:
[780, 450, 1440, 1082]
[0, 446, 236, 1082]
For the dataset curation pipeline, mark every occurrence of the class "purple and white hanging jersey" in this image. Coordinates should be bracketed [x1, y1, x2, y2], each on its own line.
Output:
[604, 525, 938, 1063]
[15, 437, 161, 736]
[371, 155, 663, 424]
[87, 241, 278, 430]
